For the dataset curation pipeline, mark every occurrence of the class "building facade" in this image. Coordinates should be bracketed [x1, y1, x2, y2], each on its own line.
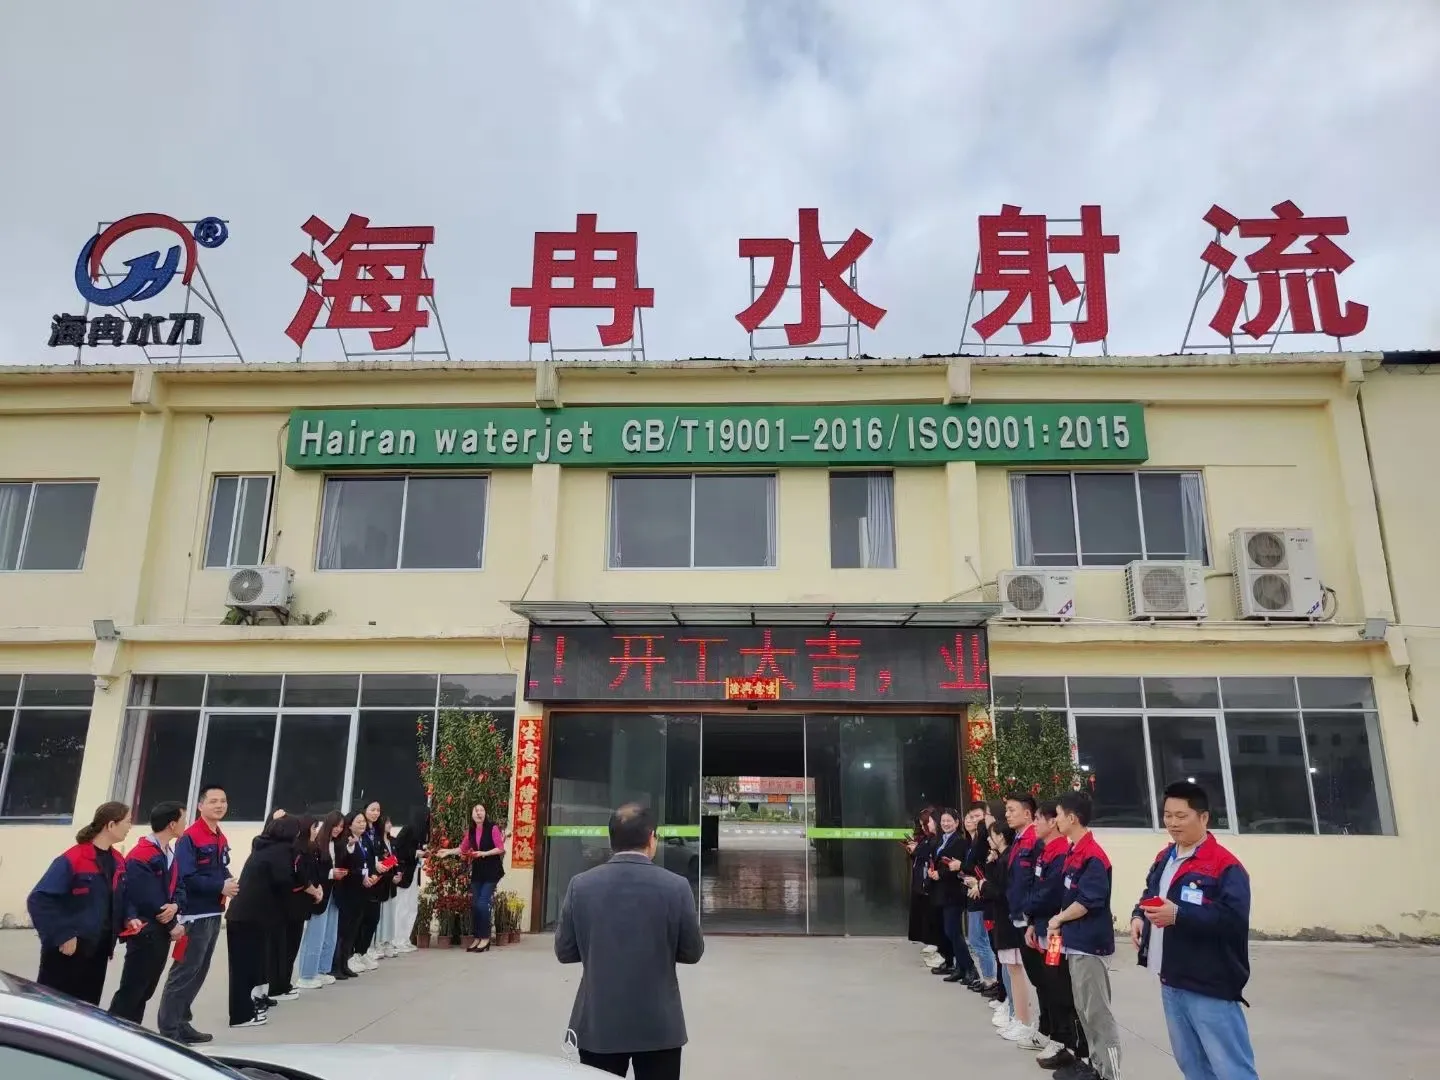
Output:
[0, 353, 1430, 938]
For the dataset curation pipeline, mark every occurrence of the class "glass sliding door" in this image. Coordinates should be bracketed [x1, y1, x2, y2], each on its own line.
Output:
[805, 714, 958, 936]
[542, 712, 700, 928]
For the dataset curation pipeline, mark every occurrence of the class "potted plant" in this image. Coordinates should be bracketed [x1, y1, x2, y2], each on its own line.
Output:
[492, 891, 515, 945]
[504, 892, 526, 943]
[414, 893, 434, 949]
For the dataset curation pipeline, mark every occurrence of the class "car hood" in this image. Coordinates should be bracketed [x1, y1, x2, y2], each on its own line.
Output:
[208, 1044, 600, 1080]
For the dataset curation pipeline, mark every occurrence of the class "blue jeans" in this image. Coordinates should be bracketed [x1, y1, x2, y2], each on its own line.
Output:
[470, 879, 497, 939]
[966, 910, 997, 981]
[297, 902, 339, 981]
[998, 962, 1015, 1019]
[1162, 984, 1260, 1080]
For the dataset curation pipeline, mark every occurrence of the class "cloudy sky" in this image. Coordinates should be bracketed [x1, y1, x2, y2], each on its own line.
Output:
[1, 0, 1436, 365]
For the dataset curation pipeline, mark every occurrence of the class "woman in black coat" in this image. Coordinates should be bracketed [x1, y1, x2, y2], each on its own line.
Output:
[977, 822, 1034, 1035]
[226, 815, 301, 1028]
[274, 816, 324, 996]
[905, 807, 940, 949]
[928, 808, 977, 984]
[331, 809, 375, 979]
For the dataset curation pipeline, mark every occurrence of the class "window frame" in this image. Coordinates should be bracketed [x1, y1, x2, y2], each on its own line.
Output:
[992, 674, 1394, 836]
[202, 474, 273, 570]
[1009, 469, 1211, 569]
[0, 673, 95, 823]
[606, 471, 779, 571]
[313, 473, 492, 573]
[827, 469, 897, 570]
[0, 480, 100, 573]
[116, 673, 518, 824]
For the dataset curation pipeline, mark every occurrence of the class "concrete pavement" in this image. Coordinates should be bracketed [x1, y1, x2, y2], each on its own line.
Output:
[1, 931, 1435, 1079]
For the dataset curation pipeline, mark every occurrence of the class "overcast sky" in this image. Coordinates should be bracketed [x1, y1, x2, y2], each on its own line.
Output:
[1, 0, 1436, 365]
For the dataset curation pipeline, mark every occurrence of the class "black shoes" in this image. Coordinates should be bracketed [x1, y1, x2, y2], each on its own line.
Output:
[943, 970, 966, 983]
[931, 963, 954, 976]
[1052, 1062, 1099, 1080]
[177, 1027, 212, 1045]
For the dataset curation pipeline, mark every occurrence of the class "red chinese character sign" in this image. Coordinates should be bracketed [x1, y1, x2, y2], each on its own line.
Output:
[510, 213, 653, 360]
[1181, 200, 1368, 352]
[509, 716, 543, 870]
[285, 213, 451, 360]
[961, 205, 1119, 353]
[524, 624, 990, 705]
[737, 208, 887, 359]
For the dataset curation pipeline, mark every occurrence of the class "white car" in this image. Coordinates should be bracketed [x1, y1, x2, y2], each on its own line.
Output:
[0, 969, 597, 1080]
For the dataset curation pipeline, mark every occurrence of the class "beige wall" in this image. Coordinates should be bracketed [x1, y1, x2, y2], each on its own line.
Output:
[0, 355, 1429, 937]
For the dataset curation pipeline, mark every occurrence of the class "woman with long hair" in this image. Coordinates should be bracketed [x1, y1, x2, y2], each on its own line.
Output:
[905, 807, 941, 964]
[331, 809, 374, 979]
[457, 803, 506, 953]
[296, 811, 345, 987]
[372, 811, 404, 958]
[27, 802, 137, 1004]
[353, 800, 385, 968]
[977, 821, 1035, 1036]
[281, 815, 325, 992]
[390, 807, 430, 953]
[928, 807, 978, 985]
[225, 813, 301, 1028]
[961, 802, 1000, 993]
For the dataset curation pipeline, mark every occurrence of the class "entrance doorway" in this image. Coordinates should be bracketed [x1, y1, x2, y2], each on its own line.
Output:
[541, 710, 958, 935]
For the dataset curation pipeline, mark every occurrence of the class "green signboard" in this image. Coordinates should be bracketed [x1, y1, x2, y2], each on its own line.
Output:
[286, 402, 1147, 470]
[545, 824, 701, 839]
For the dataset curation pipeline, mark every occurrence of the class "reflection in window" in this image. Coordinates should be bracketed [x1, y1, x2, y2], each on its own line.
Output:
[271, 714, 350, 815]
[199, 714, 276, 821]
[1305, 712, 1391, 835]
[1, 710, 92, 819]
[1147, 715, 1229, 829]
[1073, 714, 1152, 828]
[609, 474, 777, 569]
[132, 712, 200, 814]
[1225, 712, 1312, 833]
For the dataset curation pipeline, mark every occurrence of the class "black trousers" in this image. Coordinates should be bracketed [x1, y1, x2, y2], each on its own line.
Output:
[226, 922, 268, 1025]
[38, 944, 109, 1006]
[355, 902, 381, 955]
[333, 898, 364, 973]
[579, 1048, 682, 1080]
[109, 925, 171, 1024]
[1020, 944, 1052, 1037]
[268, 919, 304, 995]
[1034, 954, 1088, 1055]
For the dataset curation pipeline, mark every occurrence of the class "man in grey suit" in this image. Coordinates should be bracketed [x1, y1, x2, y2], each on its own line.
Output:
[555, 803, 704, 1080]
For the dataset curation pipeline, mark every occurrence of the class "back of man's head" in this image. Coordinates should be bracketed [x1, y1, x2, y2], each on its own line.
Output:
[609, 802, 656, 854]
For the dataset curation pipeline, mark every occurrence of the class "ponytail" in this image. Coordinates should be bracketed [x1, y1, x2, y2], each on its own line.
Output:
[76, 801, 130, 845]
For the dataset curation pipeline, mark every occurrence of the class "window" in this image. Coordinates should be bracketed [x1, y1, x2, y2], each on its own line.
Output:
[119, 673, 517, 822]
[0, 674, 95, 820]
[203, 475, 272, 568]
[829, 471, 896, 568]
[1010, 471, 1207, 567]
[316, 475, 488, 570]
[609, 473, 776, 569]
[989, 675, 1393, 834]
[0, 481, 98, 571]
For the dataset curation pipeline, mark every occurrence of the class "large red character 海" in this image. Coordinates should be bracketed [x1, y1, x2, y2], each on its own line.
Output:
[737, 208, 887, 346]
[1201, 201, 1368, 340]
[970, 205, 1119, 346]
[285, 214, 435, 351]
[510, 214, 654, 346]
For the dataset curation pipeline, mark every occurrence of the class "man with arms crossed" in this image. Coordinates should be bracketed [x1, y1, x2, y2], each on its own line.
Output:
[555, 803, 705, 1080]
[1131, 782, 1259, 1080]
[157, 783, 238, 1045]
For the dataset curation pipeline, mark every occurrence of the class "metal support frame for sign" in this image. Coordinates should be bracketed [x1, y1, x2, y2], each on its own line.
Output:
[293, 237, 453, 363]
[957, 215, 1109, 357]
[1178, 233, 1346, 354]
[528, 308, 647, 365]
[746, 238, 862, 361]
[72, 218, 245, 365]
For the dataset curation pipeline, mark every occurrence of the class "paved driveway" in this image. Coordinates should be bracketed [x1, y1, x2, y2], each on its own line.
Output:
[0, 932, 1435, 1079]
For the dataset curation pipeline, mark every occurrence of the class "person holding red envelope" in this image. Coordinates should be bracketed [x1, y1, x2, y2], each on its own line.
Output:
[108, 801, 187, 1025]
[456, 802, 508, 953]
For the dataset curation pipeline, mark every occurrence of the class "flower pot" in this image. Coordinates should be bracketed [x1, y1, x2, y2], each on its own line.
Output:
[508, 930, 521, 944]
[460, 935, 476, 950]
[415, 934, 431, 949]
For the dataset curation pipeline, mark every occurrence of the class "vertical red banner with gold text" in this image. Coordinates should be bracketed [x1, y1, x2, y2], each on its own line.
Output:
[510, 716, 543, 869]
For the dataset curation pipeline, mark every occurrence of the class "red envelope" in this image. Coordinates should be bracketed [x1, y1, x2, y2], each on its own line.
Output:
[171, 934, 189, 963]
[1139, 896, 1166, 910]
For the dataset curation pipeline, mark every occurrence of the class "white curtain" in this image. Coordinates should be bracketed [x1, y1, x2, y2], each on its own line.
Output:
[1009, 473, 1035, 565]
[318, 480, 345, 569]
[0, 483, 29, 571]
[764, 476, 778, 567]
[864, 473, 896, 568]
[1179, 472, 1207, 562]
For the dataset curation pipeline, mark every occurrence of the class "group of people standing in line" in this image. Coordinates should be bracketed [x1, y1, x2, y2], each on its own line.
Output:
[23, 782, 491, 1040]
[908, 783, 1260, 1080]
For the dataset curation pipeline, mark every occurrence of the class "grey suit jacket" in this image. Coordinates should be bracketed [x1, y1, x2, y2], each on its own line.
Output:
[554, 851, 704, 1054]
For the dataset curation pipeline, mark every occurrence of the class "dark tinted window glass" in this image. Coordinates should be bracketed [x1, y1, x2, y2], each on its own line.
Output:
[132, 711, 200, 814]
[1018, 473, 1077, 566]
[1074, 473, 1141, 565]
[270, 714, 350, 816]
[1225, 712, 1312, 833]
[281, 674, 359, 708]
[440, 675, 517, 709]
[992, 677, 1067, 709]
[1148, 715, 1229, 829]
[692, 475, 775, 568]
[20, 482, 97, 570]
[1, 710, 92, 818]
[1137, 473, 1191, 560]
[1067, 677, 1143, 708]
[0, 675, 18, 708]
[1142, 677, 1220, 710]
[317, 477, 405, 570]
[360, 674, 437, 708]
[199, 714, 276, 821]
[137, 675, 206, 708]
[1074, 714, 1152, 828]
[1306, 712, 1391, 835]
[205, 675, 282, 708]
[1297, 678, 1376, 712]
[352, 711, 432, 828]
[401, 477, 488, 569]
[205, 476, 240, 568]
[19, 675, 95, 708]
[610, 476, 690, 568]
[1220, 677, 1297, 710]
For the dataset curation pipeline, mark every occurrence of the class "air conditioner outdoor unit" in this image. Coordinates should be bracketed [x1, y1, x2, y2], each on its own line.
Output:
[999, 569, 1076, 620]
[1125, 561, 1207, 620]
[1230, 528, 1323, 620]
[225, 566, 295, 612]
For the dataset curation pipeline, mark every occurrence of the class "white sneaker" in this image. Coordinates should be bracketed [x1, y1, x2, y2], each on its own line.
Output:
[1036, 1042, 1067, 1066]
[363, 955, 380, 971]
[922, 945, 938, 954]
[1016, 1030, 1048, 1051]
[383, 943, 399, 957]
[992, 1009, 1013, 1028]
[365, 948, 381, 961]
[1001, 1022, 1033, 1042]
[925, 954, 947, 969]
[395, 942, 417, 954]
[294, 977, 324, 990]
[320, 974, 336, 985]
[230, 1015, 268, 1029]
[346, 955, 365, 975]
[272, 990, 300, 1002]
